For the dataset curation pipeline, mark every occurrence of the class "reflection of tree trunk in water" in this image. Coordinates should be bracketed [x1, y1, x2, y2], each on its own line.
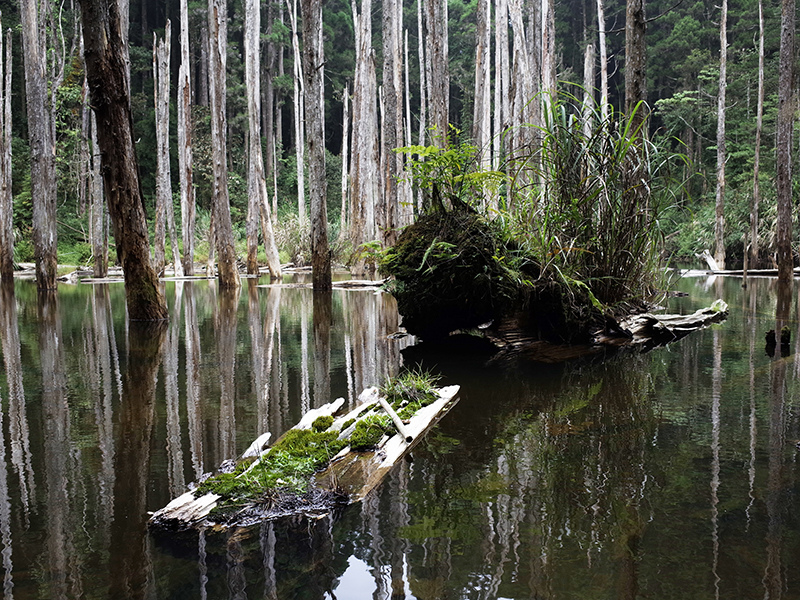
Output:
[746, 284, 757, 526]
[90, 285, 117, 548]
[38, 292, 74, 598]
[710, 328, 721, 600]
[226, 532, 247, 600]
[269, 288, 284, 437]
[260, 522, 279, 600]
[109, 321, 166, 600]
[313, 291, 332, 407]
[300, 296, 310, 412]
[764, 280, 790, 598]
[0, 386, 12, 598]
[184, 284, 205, 479]
[388, 462, 410, 598]
[165, 283, 185, 495]
[0, 283, 35, 517]
[198, 528, 209, 599]
[247, 280, 268, 436]
[217, 287, 240, 461]
[363, 492, 389, 598]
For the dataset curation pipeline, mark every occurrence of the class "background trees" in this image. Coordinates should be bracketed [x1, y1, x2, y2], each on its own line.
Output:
[0, 0, 793, 276]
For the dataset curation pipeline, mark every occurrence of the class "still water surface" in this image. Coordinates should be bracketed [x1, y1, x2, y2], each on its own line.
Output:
[0, 274, 798, 599]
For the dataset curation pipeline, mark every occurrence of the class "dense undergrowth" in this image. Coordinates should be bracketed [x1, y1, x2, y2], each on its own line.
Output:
[382, 94, 684, 342]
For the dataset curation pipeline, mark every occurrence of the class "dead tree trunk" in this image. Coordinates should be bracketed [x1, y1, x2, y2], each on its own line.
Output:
[597, 0, 608, 121]
[89, 112, 107, 278]
[152, 23, 171, 275]
[178, 0, 195, 275]
[0, 22, 12, 283]
[425, 0, 449, 144]
[776, 0, 794, 282]
[287, 0, 306, 231]
[750, 0, 765, 268]
[20, 0, 58, 290]
[79, 0, 168, 320]
[208, 0, 241, 288]
[714, 0, 727, 271]
[381, 0, 403, 246]
[624, 0, 647, 132]
[473, 0, 491, 171]
[245, 0, 282, 278]
[302, 0, 331, 290]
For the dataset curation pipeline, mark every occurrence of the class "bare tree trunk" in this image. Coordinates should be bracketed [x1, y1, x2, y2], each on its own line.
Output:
[493, 0, 509, 172]
[416, 0, 427, 147]
[152, 24, 171, 276]
[198, 25, 209, 107]
[714, 0, 727, 271]
[582, 43, 595, 138]
[178, 0, 195, 275]
[263, 1, 277, 224]
[20, 0, 58, 290]
[425, 0, 449, 144]
[245, 0, 282, 279]
[776, 0, 794, 282]
[597, 0, 608, 121]
[302, 0, 330, 290]
[0, 22, 11, 283]
[473, 0, 491, 172]
[287, 0, 306, 231]
[208, 0, 241, 289]
[624, 0, 647, 132]
[340, 85, 350, 241]
[750, 0, 765, 269]
[349, 0, 379, 276]
[508, 0, 535, 157]
[89, 112, 107, 277]
[381, 0, 403, 246]
[79, 0, 168, 320]
[541, 0, 556, 99]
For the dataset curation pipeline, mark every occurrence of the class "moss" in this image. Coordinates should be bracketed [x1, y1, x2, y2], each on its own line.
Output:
[340, 418, 356, 431]
[348, 415, 393, 451]
[311, 415, 334, 432]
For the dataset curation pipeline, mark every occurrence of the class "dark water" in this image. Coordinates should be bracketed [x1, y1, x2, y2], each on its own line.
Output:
[0, 274, 798, 599]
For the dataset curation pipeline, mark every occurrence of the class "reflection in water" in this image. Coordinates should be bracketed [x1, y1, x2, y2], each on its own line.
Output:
[0, 278, 798, 598]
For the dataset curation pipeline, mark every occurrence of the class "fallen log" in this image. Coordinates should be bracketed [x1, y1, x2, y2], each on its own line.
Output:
[149, 382, 460, 531]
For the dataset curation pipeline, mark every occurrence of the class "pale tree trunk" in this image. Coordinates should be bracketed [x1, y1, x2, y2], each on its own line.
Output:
[541, 0, 556, 99]
[0, 23, 11, 283]
[473, 0, 491, 172]
[178, 0, 195, 275]
[582, 43, 595, 138]
[208, 0, 241, 289]
[245, 0, 282, 278]
[287, 0, 306, 231]
[416, 0, 427, 147]
[349, 0, 379, 276]
[198, 25, 209, 107]
[302, 0, 330, 290]
[79, 0, 168, 320]
[20, 0, 58, 290]
[714, 0, 727, 271]
[340, 85, 350, 241]
[776, 0, 794, 282]
[508, 0, 535, 157]
[425, 0, 449, 144]
[89, 112, 107, 277]
[381, 0, 403, 246]
[152, 24, 169, 275]
[263, 1, 277, 225]
[624, 0, 647, 132]
[493, 0, 509, 172]
[401, 29, 414, 225]
[597, 0, 608, 122]
[750, 0, 764, 268]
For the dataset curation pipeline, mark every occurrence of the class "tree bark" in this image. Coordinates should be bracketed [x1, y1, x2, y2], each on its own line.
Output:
[20, 0, 58, 290]
[750, 0, 765, 269]
[424, 0, 449, 144]
[152, 24, 170, 275]
[79, 0, 168, 320]
[493, 0, 509, 172]
[89, 111, 108, 278]
[178, 0, 195, 275]
[340, 85, 350, 242]
[381, 0, 403, 246]
[246, 0, 282, 278]
[287, 0, 306, 231]
[596, 0, 608, 122]
[208, 0, 240, 288]
[714, 0, 727, 271]
[776, 0, 794, 282]
[582, 43, 595, 138]
[624, 0, 647, 132]
[473, 0, 491, 171]
[0, 23, 11, 283]
[303, 0, 330, 290]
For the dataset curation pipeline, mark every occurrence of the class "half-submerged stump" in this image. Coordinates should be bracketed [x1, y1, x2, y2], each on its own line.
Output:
[149, 383, 460, 531]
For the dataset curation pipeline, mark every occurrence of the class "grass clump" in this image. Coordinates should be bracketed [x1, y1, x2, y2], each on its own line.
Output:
[382, 369, 441, 420]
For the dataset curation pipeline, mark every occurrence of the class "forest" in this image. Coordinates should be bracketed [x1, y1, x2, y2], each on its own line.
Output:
[0, 0, 793, 291]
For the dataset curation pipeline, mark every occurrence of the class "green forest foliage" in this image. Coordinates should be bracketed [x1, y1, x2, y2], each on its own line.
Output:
[0, 0, 788, 267]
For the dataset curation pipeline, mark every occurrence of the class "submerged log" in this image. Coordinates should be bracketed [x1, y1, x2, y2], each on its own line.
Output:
[149, 384, 460, 531]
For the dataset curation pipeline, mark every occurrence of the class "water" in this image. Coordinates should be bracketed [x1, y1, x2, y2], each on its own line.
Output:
[0, 274, 798, 599]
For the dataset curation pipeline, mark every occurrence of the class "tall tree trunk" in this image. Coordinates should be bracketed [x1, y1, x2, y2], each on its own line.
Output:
[152, 24, 170, 275]
[20, 0, 58, 291]
[714, 0, 727, 270]
[245, 0, 282, 278]
[79, 0, 168, 320]
[750, 0, 765, 269]
[302, 0, 330, 290]
[776, 0, 794, 282]
[473, 0, 491, 171]
[197, 25, 209, 107]
[416, 0, 427, 147]
[89, 112, 107, 277]
[349, 0, 378, 276]
[178, 0, 195, 275]
[597, 0, 608, 121]
[0, 22, 11, 283]
[287, 0, 306, 231]
[263, 1, 277, 224]
[508, 0, 535, 157]
[624, 0, 646, 132]
[340, 85, 350, 242]
[493, 0, 509, 172]
[541, 0, 556, 99]
[582, 43, 595, 138]
[208, 0, 241, 289]
[381, 0, 403, 246]
[425, 0, 449, 144]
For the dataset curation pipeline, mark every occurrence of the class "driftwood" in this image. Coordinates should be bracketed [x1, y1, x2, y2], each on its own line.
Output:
[149, 384, 460, 531]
